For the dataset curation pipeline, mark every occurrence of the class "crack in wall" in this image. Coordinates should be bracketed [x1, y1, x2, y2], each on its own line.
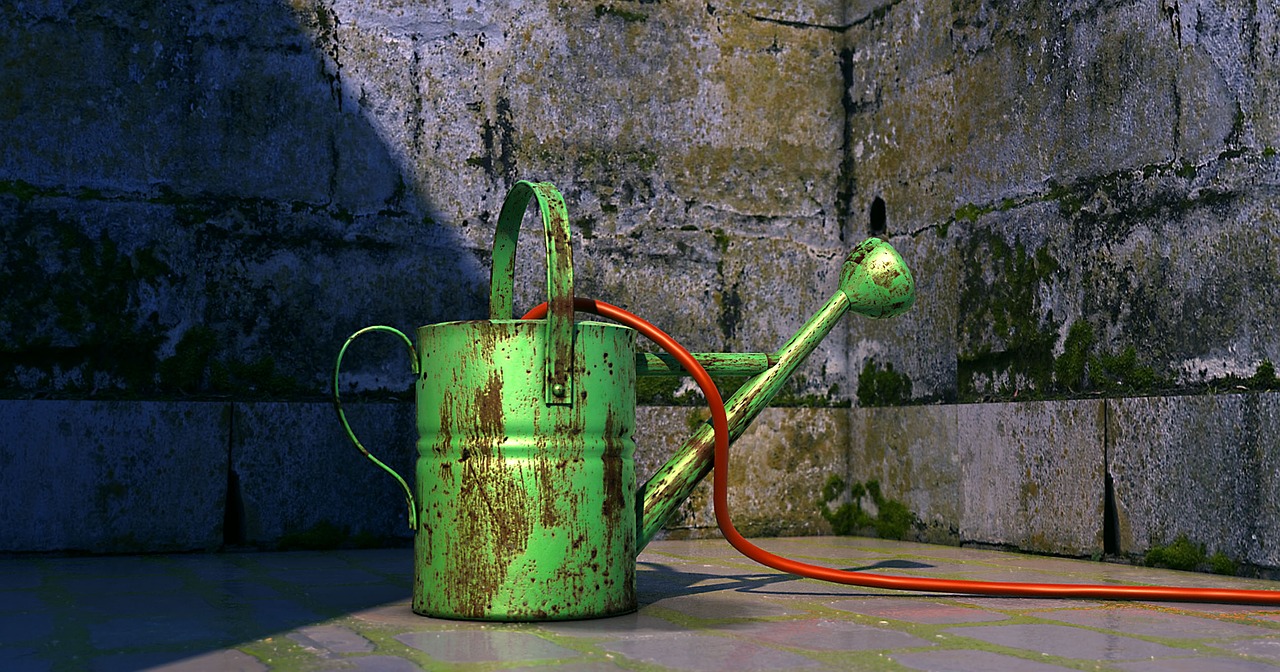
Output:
[746, 0, 903, 32]
[223, 403, 246, 547]
[1102, 399, 1120, 555]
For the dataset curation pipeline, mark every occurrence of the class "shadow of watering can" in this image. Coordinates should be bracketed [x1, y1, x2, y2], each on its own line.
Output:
[334, 180, 915, 621]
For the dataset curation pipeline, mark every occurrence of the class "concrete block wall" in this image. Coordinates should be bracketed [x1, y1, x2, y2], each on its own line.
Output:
[0, 402, 228, 552]
[0, 401, 418, 553]
[5, 395, 1278, 576]
[1109, 394, 1280, 569]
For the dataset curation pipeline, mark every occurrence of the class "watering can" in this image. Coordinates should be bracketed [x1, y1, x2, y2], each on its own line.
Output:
[334, 180, 915, 621]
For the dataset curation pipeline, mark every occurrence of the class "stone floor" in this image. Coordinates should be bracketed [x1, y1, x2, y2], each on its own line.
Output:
[5, 536, 1280, 671]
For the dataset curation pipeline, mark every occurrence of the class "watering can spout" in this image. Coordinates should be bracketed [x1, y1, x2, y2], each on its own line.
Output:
[635, 237, 915, 550]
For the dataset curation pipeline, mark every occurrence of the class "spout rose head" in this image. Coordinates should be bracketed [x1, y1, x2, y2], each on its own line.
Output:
[840, 238, 916, 319]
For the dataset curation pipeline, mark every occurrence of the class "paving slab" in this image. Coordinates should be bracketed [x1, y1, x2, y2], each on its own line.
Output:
[891, 649, 1081, 672]
[1027, 607, 1277, 639]
[601, 634, 822, 671]
[3, 536, 1280, 671]
[943, 623, 1190, 660]
[830, 597, 1010, 624]
[393, 630, 580, 663]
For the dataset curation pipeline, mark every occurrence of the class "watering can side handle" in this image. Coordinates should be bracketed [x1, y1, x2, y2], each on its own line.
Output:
[332, 325, 419, 530]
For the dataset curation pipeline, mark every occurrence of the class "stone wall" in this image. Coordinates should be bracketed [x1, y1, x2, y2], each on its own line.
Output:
[0, 0, 859, 401]
[2, 0, 1278, 568]
[7, 397, 1278, 576]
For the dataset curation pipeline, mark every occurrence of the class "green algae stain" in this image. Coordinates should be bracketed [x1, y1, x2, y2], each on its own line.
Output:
[635, 372, 684, 405]
[0, 179, 55, 202]
[0, 214, 172, 395]
[953, 202, 988, 223]
[0, 208, 309, 399]
[158, 327, 218, 393]
[277, 521, 350, 551]
[955, 224, 1184, 402]
[636, 371, 840, 408]
[1053, 320, 1094, 394]
[594, 3, 648, 23]
[956, 233, 1061, 401]
[819, 475, 916, 540]
[856, 359, 911, 407]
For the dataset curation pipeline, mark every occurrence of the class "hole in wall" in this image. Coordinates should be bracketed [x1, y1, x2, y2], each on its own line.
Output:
[869, 196, 886, 235]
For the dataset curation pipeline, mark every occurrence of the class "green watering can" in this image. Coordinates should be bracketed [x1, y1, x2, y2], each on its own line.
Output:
[334, 180, 915, 621]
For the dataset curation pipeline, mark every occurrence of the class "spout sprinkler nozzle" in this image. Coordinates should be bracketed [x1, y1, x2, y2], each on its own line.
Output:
[839, 238, 915, 319]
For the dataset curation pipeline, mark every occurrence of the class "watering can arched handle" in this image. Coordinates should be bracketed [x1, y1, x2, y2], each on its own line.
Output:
[489, 180, 575, 405]
[332, 325, 419, 530]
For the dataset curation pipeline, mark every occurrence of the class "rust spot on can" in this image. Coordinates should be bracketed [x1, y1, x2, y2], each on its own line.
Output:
[601, 411, 625, 523]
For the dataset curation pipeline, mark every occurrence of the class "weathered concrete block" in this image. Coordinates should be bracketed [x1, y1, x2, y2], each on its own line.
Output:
[958, 400, 1105, 555]
[844, 1, 1280, 404]
[231, 402, 416, 548]
[850, 405, 961, 544]
[1108, 393, 1280, 568]
[724, 407, 849, 537]
[0, 401, 228, 552]
[635, 407, 847, 539]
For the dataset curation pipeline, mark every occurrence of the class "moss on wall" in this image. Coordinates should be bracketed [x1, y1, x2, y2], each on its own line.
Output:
[956, 231, 1062, 401]
[856, 359, 911, 407]
[818, 475, 917, 540]
[1144, 533, 1239, 576]
[0, 209, 169, 396]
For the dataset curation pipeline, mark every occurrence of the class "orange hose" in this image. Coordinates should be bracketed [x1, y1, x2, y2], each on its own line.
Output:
[524, 297, 1280, 605]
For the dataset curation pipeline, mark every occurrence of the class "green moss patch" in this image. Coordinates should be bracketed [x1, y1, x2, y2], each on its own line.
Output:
[1144, 534, 1237, 576]
[957, 234, 1062, 401]
[819, 475, 917, 540]
[856, 359, 912, 407]
[594, 3, 648, 22]
[277, 521, 384, 551]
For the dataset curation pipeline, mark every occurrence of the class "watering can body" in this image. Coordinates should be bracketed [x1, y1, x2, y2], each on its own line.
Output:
[413, 318, 638, 619]
[335, 180, 916, 621]
[337, 181, 647, 620]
